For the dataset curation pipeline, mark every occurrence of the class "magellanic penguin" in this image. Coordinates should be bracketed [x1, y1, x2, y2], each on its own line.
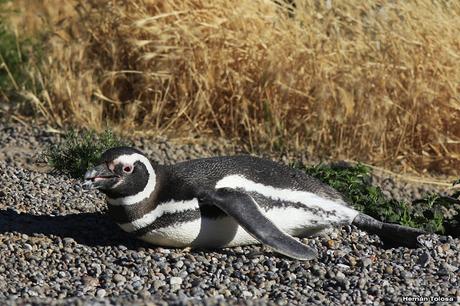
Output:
[83, 147, 425, 260]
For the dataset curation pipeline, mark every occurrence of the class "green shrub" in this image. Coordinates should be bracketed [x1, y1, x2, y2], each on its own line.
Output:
[295, 162, 459, 237]
[45, 129, 130, 178]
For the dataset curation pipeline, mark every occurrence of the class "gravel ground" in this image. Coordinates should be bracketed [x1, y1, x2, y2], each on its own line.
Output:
[0, 122, 459, 305]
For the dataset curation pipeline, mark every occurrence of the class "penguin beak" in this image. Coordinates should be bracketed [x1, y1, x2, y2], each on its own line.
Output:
[83, 163, 118, 190]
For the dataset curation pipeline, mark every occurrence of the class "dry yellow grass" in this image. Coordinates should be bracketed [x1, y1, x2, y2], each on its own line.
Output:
[8, 0, 460, 175]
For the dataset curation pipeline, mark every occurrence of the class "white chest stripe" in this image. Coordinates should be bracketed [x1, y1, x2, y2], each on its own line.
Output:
[215, 175, 359, 220]
[107, 153, 156, 206]
[119, 199, 199, 232]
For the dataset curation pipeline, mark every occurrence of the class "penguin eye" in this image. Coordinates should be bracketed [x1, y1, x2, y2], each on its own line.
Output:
[123, 165, 133, 173]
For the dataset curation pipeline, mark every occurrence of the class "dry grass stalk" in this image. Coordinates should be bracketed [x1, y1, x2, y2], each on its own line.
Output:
[10, 0, 460, 174]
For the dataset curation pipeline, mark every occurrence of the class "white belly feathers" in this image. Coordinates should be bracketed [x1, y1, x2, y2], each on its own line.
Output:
[116, 175, 360, 247]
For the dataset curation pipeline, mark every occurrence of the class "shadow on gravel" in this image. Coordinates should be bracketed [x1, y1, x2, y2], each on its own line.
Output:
[0, 208, 153, 249]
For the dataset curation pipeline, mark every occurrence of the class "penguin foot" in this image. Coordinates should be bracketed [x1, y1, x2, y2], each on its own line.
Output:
[352, 213, 426, 248]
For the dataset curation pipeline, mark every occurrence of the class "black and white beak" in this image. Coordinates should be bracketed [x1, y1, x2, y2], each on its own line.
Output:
[83, 163, 118, 190]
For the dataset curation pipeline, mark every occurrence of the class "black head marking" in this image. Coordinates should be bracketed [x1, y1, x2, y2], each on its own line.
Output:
[86, 146, 155, 198]
[104, 160, 150, 199]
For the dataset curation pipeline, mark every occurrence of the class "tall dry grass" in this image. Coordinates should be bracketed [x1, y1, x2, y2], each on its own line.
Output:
[10, 0, 460, 174]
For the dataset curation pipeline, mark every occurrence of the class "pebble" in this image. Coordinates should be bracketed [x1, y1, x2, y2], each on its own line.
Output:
[175, 261, 184, 269]
[0, 122, 458, 305]
[96, 289, 106, 298]
[417, 251, 431, 267]
[169, 277, 182, 285]
[360, 258, 372, 268]
[113, 274, 126, 284]
[335, 271, 346, 282]
[153, 280, 165, 290]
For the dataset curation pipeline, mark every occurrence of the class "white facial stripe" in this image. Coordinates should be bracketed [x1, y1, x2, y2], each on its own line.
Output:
[118, 199, 199, 232]
[107, 153, 156, 206]
[215, 175, 359, 222]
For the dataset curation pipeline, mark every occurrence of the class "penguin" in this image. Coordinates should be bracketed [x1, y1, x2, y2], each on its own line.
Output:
[83, 146, 425, 260]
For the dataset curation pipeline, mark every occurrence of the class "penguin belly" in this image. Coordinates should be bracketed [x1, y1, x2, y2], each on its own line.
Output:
[136, 192, 356, 248]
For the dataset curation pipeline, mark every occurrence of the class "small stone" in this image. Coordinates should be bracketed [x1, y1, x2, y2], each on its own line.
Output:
[63, 238, 75, 245]
[139, 289, 151, 297]
[421, 238, 433, 248]
[96, 289, 106, 298]
[153, 280, 164, 290]
[242, 290, 253, 298]
[191, 278, 201, 287]
[441, 244, 450, 252]
[326, 239, 335, 249]
[175, 261, 184, 269]
[82, 276, 99, 288]
[417, 252, 431, 267]
[335, 271, 346, 282]
[401, 271, 413, 280]
[442, 262, 458, 273]
[171, 284, 181, 292]
[132, 280, 142, 289]
[170, 277, 182, 285]
[113, 274, 126, 284]
[358, 278, 367, 289]
[361, 258, 372, 268]
[368, 286, 379, 295]
[158, 248, 170, 254]
[436, 246, 444, 254]
[347, 256, 357, 267]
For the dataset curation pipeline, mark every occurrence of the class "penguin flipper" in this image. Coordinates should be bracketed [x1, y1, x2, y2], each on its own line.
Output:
[352, 213, 426, 248]
[199, 187, 317, 260]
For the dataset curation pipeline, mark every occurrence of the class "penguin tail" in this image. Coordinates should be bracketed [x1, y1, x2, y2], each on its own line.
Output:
[351, 213, 426, 248]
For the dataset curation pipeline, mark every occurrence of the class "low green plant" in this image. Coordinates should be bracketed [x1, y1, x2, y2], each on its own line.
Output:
[295, 162, 460, 237]
[411, 193, 460, 235]
[45, 129, 130, 178]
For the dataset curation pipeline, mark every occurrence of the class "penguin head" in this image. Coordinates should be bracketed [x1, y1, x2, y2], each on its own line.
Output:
[83, 147, 156, 202]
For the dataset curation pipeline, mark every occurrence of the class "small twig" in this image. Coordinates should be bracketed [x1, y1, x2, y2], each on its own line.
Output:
[10, 114, 29, 126]
[0, 54, 19, 90]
